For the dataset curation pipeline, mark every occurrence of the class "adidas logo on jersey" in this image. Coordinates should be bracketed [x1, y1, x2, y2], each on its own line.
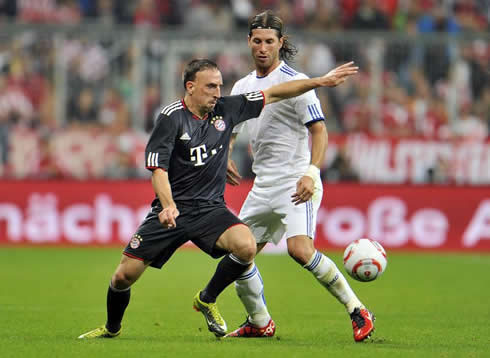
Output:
[180, 132, 191, 141]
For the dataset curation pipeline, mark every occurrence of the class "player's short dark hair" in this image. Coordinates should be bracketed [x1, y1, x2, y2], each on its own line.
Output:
[248, 10, 298, 62]
[182, 59, 219, 90]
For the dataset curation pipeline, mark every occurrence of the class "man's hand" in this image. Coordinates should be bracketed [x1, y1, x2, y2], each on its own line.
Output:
[321, 61, 358, 87]
[158, 206, 180, 228]
[291, 176, 315, 205]
[226, 159, 242, 186]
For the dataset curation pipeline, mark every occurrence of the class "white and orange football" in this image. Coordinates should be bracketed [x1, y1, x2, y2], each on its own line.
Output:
[343, 238, 387, 282]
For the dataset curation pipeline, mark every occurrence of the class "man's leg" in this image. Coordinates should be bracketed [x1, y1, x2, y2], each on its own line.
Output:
[225, 187, 279, 338]
[193, 224, 256, 337]
[226, 242, 276, 337]
[288, 235, 375, 341]
[78, 255, 148, 339]
[201, 224, 256, 302]
[288, 236, 362, 310]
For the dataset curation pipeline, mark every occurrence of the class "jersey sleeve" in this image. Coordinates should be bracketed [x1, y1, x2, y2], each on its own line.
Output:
[290, 74, 325, 127]
[225, 91, 265, 127]
[144, 113, 179, 171]
[230, 81, 244, 134]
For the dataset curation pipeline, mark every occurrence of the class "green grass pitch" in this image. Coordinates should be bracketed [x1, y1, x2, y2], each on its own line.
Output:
[1, 247, 489, 357]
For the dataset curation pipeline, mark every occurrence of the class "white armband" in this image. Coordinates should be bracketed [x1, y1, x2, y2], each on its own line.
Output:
[304, 164, 320, 179]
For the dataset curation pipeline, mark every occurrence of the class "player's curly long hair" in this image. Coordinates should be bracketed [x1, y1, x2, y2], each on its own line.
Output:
[248, 10, 298, 62]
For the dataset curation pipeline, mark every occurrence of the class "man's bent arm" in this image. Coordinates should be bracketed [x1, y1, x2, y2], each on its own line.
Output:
[151, 168, 176, 209]
[292, 121, 328, 205]
[226, 133, 242, 186]
[308, 121, 328, 170]
[229, 133, 238, 158]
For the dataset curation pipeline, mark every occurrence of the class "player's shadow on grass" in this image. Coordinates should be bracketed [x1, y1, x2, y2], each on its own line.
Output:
[365, 337, 388, 344]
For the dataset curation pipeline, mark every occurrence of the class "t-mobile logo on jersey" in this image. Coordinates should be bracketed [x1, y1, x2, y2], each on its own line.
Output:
[190, 144, 223, 166]
[190, 145, 208, 166]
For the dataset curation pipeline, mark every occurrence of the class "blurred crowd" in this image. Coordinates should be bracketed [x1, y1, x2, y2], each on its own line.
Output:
[0, 0, 488, 32]
[0, 0, 488, 181]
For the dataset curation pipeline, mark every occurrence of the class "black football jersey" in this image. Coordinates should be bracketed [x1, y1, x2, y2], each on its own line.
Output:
[145, 91, 265, 205]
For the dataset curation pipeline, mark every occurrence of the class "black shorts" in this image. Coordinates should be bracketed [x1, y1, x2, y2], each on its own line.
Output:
[123, 202, 244, 269]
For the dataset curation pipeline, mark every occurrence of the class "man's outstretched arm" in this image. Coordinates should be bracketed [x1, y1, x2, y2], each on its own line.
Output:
[263, 62, 358, 105]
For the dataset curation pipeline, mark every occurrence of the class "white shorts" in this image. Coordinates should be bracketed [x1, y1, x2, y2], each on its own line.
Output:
[239, 178, 323, 245]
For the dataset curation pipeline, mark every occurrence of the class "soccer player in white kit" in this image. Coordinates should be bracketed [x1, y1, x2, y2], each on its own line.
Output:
[225, 11, 375, 342]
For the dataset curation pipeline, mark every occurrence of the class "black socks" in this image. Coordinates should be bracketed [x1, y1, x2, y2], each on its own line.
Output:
[200, 254, 250, 303]
[105, 284, 130, 333]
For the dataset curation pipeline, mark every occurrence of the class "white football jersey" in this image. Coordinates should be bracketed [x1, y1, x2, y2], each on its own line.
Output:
[231, 61, 325, 187]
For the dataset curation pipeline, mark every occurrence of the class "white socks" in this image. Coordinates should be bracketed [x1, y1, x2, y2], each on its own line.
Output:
[304, 250, 363, 314]
[234, 263, 271, 328]
[234, 252, 363, 326]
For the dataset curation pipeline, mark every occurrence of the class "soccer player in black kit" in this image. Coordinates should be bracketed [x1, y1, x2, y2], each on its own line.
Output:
[78, 58, 358, 339]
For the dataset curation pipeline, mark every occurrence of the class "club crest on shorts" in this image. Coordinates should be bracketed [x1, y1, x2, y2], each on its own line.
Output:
[213, 116, 226, 132]
[130, 234, 143, 249]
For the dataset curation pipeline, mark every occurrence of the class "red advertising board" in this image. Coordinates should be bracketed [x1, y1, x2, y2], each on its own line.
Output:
[0, 181, 489, 251]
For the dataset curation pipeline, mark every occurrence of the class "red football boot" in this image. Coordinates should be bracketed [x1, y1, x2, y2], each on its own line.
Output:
[225, 317, 275, 338]
[350, 307, 375, 342]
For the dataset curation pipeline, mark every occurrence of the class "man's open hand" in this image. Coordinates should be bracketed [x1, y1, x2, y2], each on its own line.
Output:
[321, 61, 359, 87]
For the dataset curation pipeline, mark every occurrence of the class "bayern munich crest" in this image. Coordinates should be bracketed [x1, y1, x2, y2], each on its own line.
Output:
[130, 234, 142, 249]
[214, 119, 226, 131]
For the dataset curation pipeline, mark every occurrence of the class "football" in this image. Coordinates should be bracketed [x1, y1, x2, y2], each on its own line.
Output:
[343, 238, 387, 282]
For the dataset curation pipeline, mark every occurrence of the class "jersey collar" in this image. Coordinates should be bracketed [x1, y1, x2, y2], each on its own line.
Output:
[181, 99, 209, 121]
[255, 61, 284, 79]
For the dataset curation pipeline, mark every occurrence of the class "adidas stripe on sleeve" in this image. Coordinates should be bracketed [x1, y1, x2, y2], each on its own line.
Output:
[146, 152, 159, 168]
[144, 111, 179, 171]
[244, 91, 265, 102]
[161, 100, 184, 117]
[294, 91, 325, 126]
[306, 103, 325, 123]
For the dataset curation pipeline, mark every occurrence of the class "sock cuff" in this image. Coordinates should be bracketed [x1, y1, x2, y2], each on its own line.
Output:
[109, 281, 131, 293]
[229, 253, 253, 266]
[237, 263, 257, 280]
[303, 250, 322, 271]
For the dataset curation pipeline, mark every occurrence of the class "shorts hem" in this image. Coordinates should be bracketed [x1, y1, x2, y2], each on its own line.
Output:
[123, 252, 145, 262]
[286, 233, 315, 240]
[225, 222, 247, 231]
[197, 221, 246, 259]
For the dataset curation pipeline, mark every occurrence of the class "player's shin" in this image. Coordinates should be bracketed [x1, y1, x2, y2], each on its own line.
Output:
[234, 263, 271, 327]
[201, 254, 251, 303]
[304, 250, 363, 314]
[106, 283, 130, 333]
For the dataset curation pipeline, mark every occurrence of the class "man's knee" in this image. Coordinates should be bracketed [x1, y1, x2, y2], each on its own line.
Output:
[217, 224, 257, 262]
[111, 256, 147, 289]
[287, 236, 315, 265]
[112, 269, 139, 290]
[233, 236, 256, 262]
[111, 270, 135, 289]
